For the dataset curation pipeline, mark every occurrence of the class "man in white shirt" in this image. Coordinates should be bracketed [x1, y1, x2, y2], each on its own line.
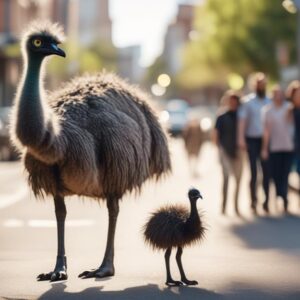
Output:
[238, 73, 271, 213]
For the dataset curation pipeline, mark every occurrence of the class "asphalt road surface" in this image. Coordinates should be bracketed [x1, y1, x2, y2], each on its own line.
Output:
[0, 140, 300, 300]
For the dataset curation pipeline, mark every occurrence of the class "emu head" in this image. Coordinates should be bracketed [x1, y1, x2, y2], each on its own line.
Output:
[22, 21, 66, 60]
[188, 188, 203, 201]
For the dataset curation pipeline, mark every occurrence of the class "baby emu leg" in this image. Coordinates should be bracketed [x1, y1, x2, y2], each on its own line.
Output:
[176, 247, 198, 285]
[165, 247, 182, 286]
[79, 197, 119, 278]
[37, 195, 67, 281]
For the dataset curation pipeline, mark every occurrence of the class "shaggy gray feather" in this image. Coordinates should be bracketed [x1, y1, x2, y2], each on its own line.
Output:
[11, 24, 171, 201]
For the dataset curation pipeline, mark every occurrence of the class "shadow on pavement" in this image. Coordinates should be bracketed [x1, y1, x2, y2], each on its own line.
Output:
[33, 282, 300, 300]
[231, 215, 300, 250]
[37, 283, 222, 300]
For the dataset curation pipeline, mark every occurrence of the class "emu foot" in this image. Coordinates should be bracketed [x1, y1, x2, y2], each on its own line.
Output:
[79, 265, 115, 279]
[37, 256, 67, 282]
[37, 270, 68, 282]
[165, 279, 183, 286]
[181, 278, 198, 285]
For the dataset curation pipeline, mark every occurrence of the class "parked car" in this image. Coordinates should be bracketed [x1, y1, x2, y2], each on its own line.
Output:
[0, 107, 18, 161]
[160, 99, 189, 136]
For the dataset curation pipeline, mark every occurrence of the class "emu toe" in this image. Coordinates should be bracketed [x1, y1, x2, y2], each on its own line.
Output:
[181, 278, 198, 285]
[79, 265, 115, 279]
[37, 269, 67, 282]
[165, 279, 183, 286]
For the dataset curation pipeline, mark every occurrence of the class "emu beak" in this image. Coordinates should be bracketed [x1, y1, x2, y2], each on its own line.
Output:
[199, 194, 203, 199]
[51, 43, 66, 58]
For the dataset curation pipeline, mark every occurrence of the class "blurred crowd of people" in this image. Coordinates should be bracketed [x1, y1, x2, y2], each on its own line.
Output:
[212, 72, 300, 216]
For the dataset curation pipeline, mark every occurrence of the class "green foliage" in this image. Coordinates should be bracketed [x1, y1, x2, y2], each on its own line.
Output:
[47, 41, 117, 80]
[3, 43, 20, 58]
[89, 42, 118, 72]
[143, 55, 167, 88]
[179, 0, 297, 89]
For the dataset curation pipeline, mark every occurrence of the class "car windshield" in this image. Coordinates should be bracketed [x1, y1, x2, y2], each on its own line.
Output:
[0, 108, 11, 123]
[169, 111, 186, 116]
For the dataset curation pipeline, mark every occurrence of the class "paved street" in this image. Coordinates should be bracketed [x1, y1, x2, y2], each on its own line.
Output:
[0, 140, 300, 300]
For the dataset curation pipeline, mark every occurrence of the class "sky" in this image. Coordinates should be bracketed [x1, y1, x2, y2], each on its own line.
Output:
[110, 0, 201, 67]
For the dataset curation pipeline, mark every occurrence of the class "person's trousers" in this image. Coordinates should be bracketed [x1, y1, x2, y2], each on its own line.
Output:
[246, 137, 270, 206]
[219, 148, 243, 213]
[270, 151, 294, 201]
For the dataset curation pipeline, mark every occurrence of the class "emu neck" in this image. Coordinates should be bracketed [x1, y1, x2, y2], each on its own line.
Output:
[187, 200, 199, 224]
[22, 57, 43, 102]
[16, 55, 48, 147]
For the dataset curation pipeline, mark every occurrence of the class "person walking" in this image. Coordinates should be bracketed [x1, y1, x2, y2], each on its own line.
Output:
[261, 86, 294, 213]
[214, 90, 243, 215]
[238, 73, 270, 214]
[286, 81, 300, 203]
[182, 118, 205, 177]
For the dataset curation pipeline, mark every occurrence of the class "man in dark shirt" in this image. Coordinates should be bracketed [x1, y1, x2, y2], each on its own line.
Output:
[216, 109, 237, 158]
[214, 91, 243, 215]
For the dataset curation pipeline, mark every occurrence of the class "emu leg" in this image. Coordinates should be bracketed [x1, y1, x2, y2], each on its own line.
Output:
[175, 247, 198, 285]
[79, 198, 119, 279]
[37, 195, 67, 281]
[165, 247, 182, 286]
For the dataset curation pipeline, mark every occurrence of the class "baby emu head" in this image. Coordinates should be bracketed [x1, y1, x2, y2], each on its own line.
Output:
[188, 188, 202, 202]
[22, 21, 66, 60]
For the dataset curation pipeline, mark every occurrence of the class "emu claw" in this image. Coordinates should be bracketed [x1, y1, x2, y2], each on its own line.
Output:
[181, 279, 198, 285]
[37, 272, 52, 281]
[78, 269, 97, 279]
[37, 270, 67, 282]
[79, 265, 114, 279]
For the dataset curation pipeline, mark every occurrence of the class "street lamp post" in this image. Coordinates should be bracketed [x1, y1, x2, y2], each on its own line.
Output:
[283, 0, 300, 79]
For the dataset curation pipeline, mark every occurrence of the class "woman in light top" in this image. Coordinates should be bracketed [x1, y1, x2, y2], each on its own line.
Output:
[261, 86, 294, 213]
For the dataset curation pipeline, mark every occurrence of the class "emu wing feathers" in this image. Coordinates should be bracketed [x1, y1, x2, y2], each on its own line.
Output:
[25, 72, 170, 198]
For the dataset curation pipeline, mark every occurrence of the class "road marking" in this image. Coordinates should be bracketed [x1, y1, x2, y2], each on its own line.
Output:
[3, 219, 95, 228]
[0, 185, 29, 209]
[28, 219, 95, 228]
[3, 219, 25, 228]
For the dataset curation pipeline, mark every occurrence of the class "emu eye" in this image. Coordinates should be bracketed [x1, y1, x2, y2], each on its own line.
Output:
[33, 39, 42, 47]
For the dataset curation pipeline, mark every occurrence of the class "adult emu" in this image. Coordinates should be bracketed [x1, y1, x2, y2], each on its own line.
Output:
[11, 22, 171, 281]
[144, 188, 205, 286]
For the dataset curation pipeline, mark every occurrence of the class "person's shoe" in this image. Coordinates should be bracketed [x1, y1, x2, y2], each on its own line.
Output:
[263, 202, 269, 214]
[221, 207, 226, 215]
[251, 203, 257, 215]
[234, 206, 240, 216]
[283, 200, 288, 214]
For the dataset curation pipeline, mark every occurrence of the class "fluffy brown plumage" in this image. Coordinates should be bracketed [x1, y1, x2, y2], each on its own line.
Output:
[143, 188, 206, 286]
[21, 72, 171, 199]
[144, 202, 205, 250]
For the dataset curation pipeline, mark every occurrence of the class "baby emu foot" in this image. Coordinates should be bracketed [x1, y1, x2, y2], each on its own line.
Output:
[166, 279, 183, 286]
[181, 278, 198, 285]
